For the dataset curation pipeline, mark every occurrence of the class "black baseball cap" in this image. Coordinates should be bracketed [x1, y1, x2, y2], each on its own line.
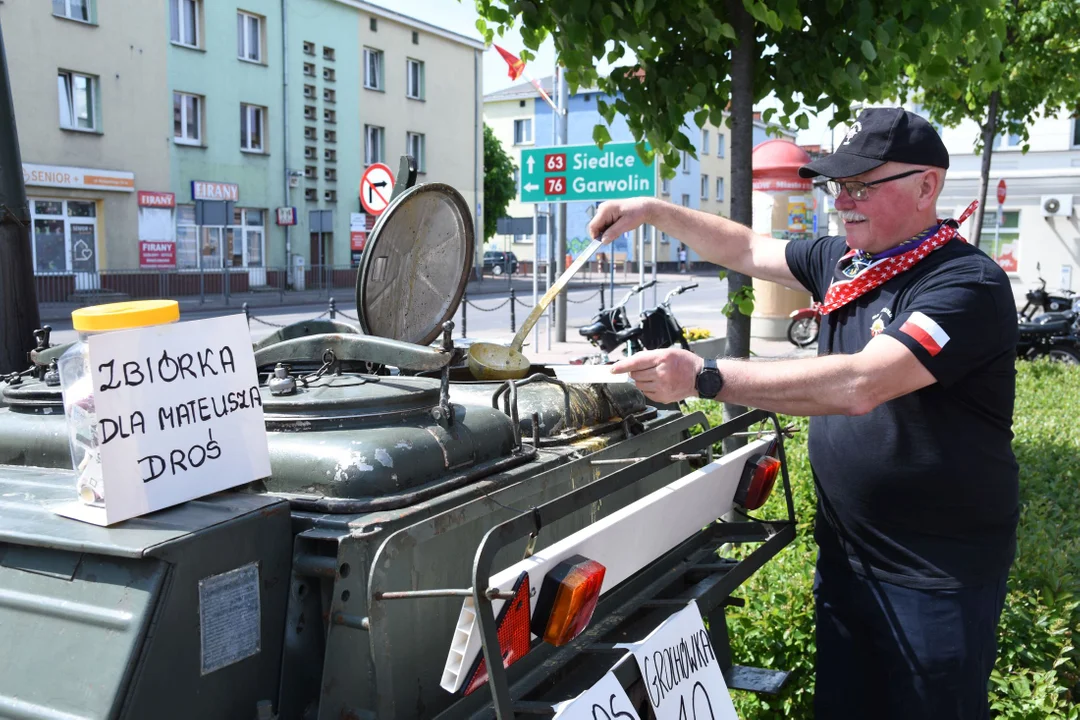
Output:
[799, 107, 949, 179]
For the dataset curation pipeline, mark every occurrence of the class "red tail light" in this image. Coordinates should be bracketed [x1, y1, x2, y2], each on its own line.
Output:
[735, 453, 782, 511]
[531, 555, 606, 647]
[463, 572, 532, 695]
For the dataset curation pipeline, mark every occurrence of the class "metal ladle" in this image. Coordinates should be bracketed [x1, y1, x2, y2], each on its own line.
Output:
[467, 237, 604, 380]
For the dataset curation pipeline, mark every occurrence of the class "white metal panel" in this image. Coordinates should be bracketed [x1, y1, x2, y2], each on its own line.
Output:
[440, 439, 766, 693]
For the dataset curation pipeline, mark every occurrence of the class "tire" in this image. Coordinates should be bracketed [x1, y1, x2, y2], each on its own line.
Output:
[1047, 346, 1080, 365]
[492, 265, 503, 276]
[787, 316, 819, 347]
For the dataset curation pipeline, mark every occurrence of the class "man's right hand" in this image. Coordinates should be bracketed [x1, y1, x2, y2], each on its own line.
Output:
[588, 197, 656, 244]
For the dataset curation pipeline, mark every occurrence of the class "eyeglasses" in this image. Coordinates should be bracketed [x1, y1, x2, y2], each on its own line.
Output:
[821, 169, 925, 201]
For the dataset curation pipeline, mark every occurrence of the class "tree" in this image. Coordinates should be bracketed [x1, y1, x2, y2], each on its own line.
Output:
[475, 0, 990, 431]
[483, 123, 518, 244]
[912, 0, 1080, 248]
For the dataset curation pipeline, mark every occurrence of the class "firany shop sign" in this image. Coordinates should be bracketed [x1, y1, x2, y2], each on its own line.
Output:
[191, 181, 239, 202]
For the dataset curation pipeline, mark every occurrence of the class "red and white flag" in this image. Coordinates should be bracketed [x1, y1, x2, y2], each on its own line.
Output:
[491, 44, 561, 115]
[900, 312, 950, 356]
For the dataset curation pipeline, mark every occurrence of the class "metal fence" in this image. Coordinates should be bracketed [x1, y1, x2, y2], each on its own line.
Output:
[33, 264, 361, 305]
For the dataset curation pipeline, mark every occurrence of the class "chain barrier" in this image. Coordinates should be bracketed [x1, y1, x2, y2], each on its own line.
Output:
[337, 308, 360, 321]
[567, 289, 602, 304]
[464, 297, 511, 312]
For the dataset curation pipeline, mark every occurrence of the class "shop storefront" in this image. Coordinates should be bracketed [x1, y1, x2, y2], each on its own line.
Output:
[23, 162, 135, 294]
[175, 181, 268, 287]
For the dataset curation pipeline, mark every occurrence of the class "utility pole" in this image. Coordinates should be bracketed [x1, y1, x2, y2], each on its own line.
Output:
[0, 17, 39, 374]
[554, 68, 569, 341]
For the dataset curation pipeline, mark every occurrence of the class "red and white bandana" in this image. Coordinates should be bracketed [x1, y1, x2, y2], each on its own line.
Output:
[820, 201, 979, 315]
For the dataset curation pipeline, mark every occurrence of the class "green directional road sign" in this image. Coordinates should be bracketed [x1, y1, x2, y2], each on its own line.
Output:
[519, 141, 655, 204]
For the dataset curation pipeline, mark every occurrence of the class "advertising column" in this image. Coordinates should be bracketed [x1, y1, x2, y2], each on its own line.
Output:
[749, 141, 814, 339]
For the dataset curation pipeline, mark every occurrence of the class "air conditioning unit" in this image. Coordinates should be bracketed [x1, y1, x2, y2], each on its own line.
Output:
[1041, 195, 1073, 218]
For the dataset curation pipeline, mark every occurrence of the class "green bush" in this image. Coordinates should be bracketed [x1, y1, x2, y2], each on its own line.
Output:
[684, 360, 1080, 719]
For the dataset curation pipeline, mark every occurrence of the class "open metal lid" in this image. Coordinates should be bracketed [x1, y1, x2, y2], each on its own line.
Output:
[356, 182, 474, 347]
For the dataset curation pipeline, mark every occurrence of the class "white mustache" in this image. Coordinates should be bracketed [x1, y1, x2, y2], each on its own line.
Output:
[839, 210, 868, 222]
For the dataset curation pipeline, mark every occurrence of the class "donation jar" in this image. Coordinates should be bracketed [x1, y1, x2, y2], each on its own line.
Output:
[57, 300, 180, 505]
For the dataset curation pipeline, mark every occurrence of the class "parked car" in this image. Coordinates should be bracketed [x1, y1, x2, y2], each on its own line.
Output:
[482, 250, 518, 276]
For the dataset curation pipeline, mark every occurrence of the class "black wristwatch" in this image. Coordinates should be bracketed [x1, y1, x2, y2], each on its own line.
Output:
[696, 358, 724, 399]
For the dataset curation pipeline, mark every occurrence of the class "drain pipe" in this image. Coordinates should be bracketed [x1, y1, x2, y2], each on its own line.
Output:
[281, 0, 292, 279]
[0, 16, 39, 374]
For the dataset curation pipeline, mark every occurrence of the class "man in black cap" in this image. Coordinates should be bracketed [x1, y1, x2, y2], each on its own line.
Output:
[587, 107, 1018, 719]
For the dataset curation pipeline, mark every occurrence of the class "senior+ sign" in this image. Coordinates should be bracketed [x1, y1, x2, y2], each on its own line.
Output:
[519, 141, 654, 204]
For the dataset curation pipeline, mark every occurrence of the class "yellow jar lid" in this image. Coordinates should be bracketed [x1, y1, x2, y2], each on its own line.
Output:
[71, 300, 180, 332]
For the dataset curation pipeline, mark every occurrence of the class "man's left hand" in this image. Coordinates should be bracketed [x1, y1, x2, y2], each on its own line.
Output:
[610, 348, 704, 404]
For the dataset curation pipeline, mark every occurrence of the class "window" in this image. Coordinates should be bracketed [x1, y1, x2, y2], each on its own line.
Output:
[324, 88, 336, 103]
[1073, 118, 1080, 148]
[513, 118, 532, 145]
[364, 48, 383, 90]
[324, 168, 337, 182]
[240, 103, 264, 152]
[304, 166, 317, 180]
[304, 146, 316, 160]
[681, 151, 690, 174]
[324, 190, 337, 202]
[407, 59, 425, 100]
[303, 63, 315, 77]
[716, 176, 725, 202]
[57, 71, 95, 131]
[370, 17, 377, 31]
[324, 109, 336, 124]
[304, 105, 316, 120]
[406, 132, 426, 172]
[53, 0, 90, 22]
[223, 207, 265, 267]
[661, 178, 671, 195]
[701, 130, 710, 155]
[412, 31, 419, 44]
[323, 129, 336, 143]
[681, 194, 690, 207]
[237, 11, 262, 62]
[717, 133, 725, 158]
[513, 168, 520, 193]
[700, 174, 708, 199]
[981, 209, 1020, 273]
[995, 128, 1022, 149]
[323, 67, 336, 82]
[660, 231, 670, 244]
[305, 188, 317, 202]
[175, 204, 198, 268]
[170, 0, 200, 48]
[323, 46, 335, 61]
[302, 41, 315, 56]
[324, 148, 337, 162]
[303, 126, 316, 141]
[365, 125, 384, 164]
[173, 92, 201, 144]
[303, 84, 315, 99]
[29, 199, 98, 274]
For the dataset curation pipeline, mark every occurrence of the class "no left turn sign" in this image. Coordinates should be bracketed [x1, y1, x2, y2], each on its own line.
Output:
[360, 163, 395, 215]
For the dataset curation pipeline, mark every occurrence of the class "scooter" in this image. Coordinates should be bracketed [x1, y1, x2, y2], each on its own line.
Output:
[787, 302, 822, 347]
[576, 281, 697, 363]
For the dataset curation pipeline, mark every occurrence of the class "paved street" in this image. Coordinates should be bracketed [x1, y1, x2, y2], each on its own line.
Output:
[41, 270, 811, 363]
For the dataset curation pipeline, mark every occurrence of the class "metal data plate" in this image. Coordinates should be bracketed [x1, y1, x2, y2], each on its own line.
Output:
[356, 183, 474, 347]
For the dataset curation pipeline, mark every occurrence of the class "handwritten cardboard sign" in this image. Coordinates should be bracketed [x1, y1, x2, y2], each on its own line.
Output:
[553, 671, 641, 720]
[628, 602, 738, 720]
[55, 314, 270, 526]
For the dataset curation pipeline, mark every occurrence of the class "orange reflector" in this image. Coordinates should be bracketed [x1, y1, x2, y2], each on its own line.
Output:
[735, 454, 782, 510]
[463, 572, 532, 696]
[531, 555, 606, 647]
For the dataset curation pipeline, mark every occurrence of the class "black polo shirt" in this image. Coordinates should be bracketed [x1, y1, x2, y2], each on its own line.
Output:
[785, 234, 1019, 588]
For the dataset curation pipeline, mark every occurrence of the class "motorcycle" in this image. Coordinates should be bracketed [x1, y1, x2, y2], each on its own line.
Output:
[1017, 309, 1080, 364]
[1019, 268, 1075, 321]
[787, 302, 822, 347]
[576, 281, 697, 363]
